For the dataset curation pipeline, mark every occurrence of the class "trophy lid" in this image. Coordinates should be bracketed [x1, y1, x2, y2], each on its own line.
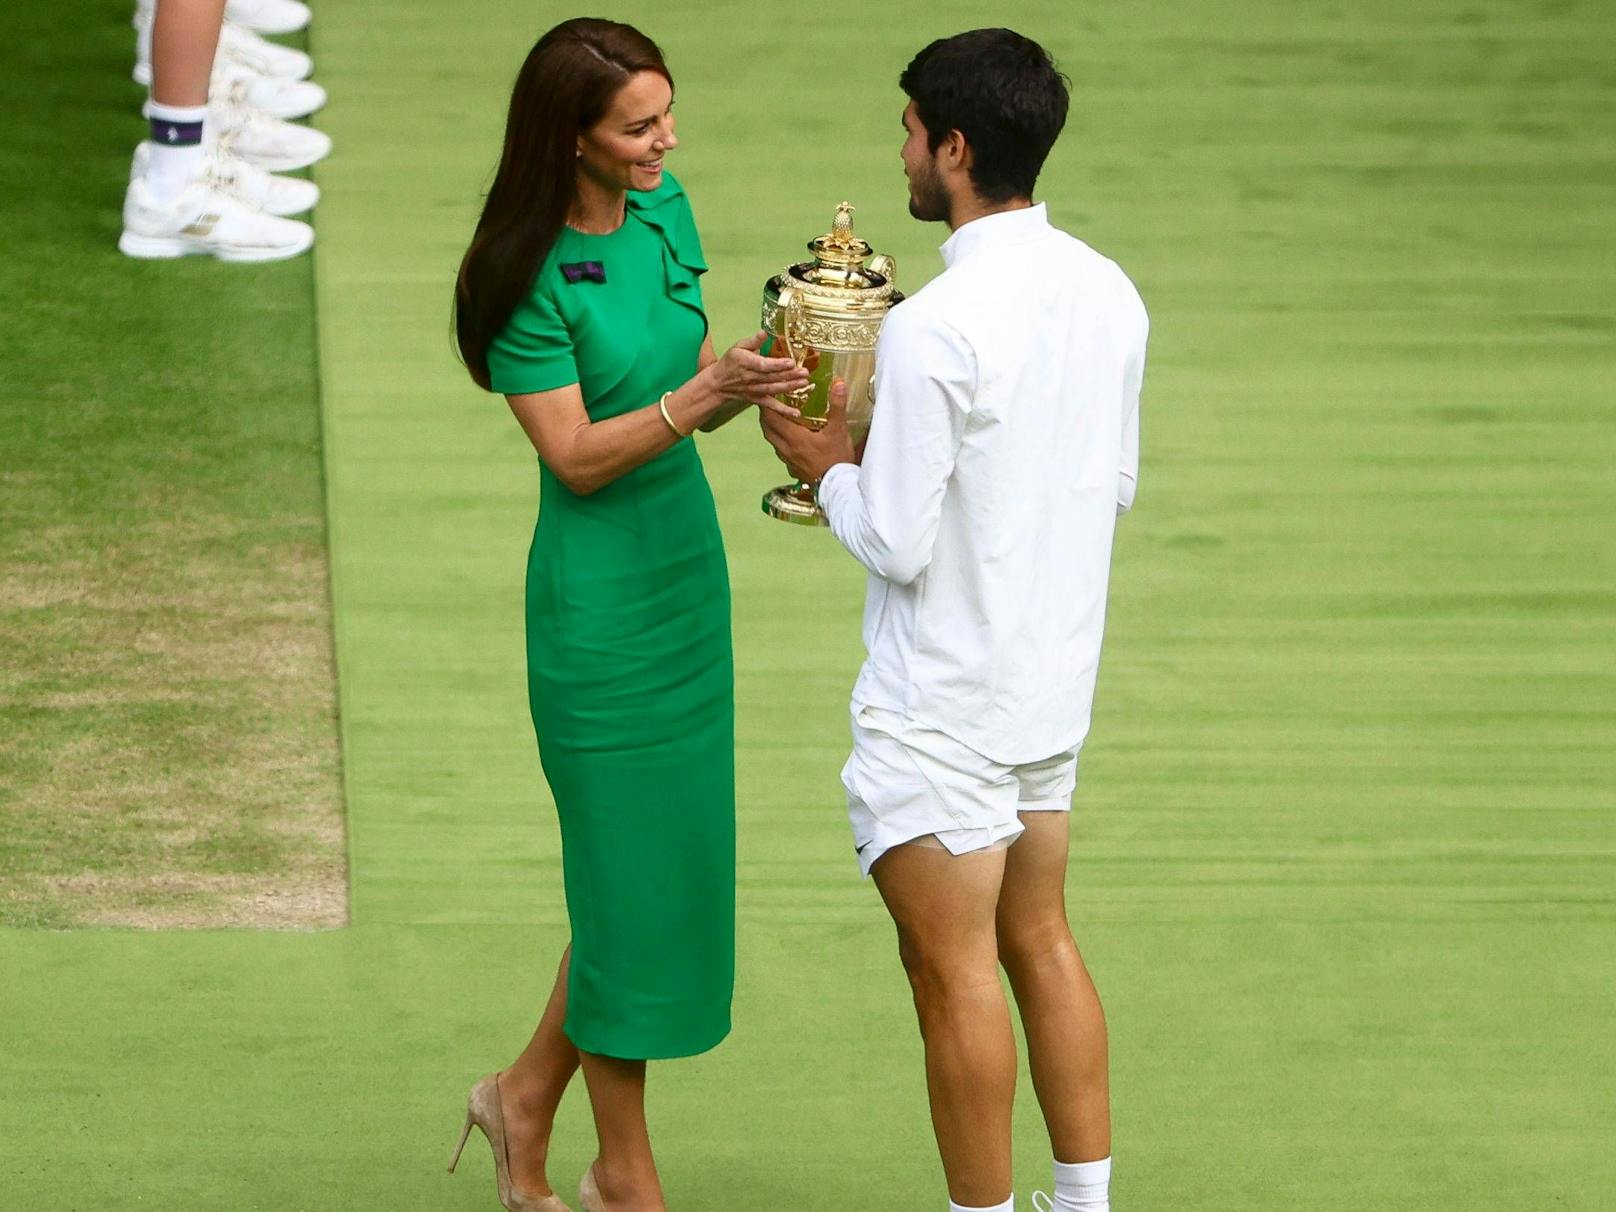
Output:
[799, 202, 882, 289]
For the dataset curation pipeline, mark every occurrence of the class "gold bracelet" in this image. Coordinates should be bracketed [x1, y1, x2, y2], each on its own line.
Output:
[658, 391, 689, 440]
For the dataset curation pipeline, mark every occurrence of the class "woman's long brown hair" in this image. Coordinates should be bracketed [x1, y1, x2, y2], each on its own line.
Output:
[455, 19, 671, 390]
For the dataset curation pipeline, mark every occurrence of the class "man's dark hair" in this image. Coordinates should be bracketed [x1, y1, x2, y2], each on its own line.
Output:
[899, 29, 1070, 203]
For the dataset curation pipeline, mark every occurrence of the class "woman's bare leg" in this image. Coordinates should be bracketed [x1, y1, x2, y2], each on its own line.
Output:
[499, 946, 582, 1197]
[580, 1050, 667, 1212]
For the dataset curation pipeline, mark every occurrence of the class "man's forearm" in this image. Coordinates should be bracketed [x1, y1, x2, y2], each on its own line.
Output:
[818, 463, 931, 586]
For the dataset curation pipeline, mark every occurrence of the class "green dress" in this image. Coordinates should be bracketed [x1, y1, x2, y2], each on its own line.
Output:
[486, 173, 734, 1060]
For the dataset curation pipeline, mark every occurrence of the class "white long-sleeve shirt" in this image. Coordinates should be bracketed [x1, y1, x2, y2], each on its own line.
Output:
[817, 203, 1147, 765]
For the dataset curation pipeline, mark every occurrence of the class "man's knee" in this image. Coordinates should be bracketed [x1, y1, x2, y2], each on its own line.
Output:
[996, 913, 1076, 975]
[894, 926, 1000, 1004]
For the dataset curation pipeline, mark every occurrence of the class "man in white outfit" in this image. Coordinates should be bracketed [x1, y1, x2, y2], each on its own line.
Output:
[761, 28, 1148, 1212]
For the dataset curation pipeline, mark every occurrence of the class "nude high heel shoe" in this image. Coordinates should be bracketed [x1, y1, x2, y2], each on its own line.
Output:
[577, 1162, 605, 1212]
[448, 1072, 573, 1212]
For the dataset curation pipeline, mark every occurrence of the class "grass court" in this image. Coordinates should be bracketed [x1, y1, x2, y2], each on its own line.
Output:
[2, 1, 1613, 1207]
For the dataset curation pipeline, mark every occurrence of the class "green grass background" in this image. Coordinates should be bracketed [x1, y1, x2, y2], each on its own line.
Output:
[5, 0, 1616, 1208]
[0, 3, 343, 928]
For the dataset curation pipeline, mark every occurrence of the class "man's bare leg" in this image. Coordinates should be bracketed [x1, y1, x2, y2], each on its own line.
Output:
[150, 0, 227, 107]
[872, 841, 1015, 1207]
[135, 0, 224, 208]
[996, 810, 1111, 1163]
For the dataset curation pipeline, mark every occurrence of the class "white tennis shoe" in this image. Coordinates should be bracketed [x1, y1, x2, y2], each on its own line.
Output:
[224, 0, 312, 35]
[208, 95, 332, 171]
[214, 60, 326, 120]
[217, 20, 312, 79]
[131, 141, 319, 217]
[120, 176, 314, 262]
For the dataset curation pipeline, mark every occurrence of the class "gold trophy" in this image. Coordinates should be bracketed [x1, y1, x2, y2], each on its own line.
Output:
[761, 202, 903, 525]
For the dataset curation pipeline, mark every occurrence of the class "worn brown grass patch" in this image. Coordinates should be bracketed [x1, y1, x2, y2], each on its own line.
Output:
[0, 503, 349, 931]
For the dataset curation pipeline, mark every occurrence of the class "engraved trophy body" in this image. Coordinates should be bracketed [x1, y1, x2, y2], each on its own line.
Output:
[761, 203, 903, 525]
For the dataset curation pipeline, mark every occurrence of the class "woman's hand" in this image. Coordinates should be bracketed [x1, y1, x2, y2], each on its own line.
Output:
[706, 330, 809, 418]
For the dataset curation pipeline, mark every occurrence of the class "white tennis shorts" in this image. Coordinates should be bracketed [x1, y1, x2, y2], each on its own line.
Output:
[841, 702, 1079, 877]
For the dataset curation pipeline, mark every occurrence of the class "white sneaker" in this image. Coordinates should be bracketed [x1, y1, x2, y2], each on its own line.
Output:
[218, 20, 313, 79]
[225, 0, 312, 35]
[214, 60, 326, 120]
[209, 95, 332, 171]
[120, 176, 314, 262]
[133, 16, 313, 86]
[132, 19, 153, 85]
[131, 141, 319, 217]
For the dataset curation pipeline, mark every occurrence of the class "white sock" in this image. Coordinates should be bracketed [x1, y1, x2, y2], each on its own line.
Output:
[950, 1198, 1012, 1212]
[1052, 1157, 1111, 1212]
[141, 101, 209, 203]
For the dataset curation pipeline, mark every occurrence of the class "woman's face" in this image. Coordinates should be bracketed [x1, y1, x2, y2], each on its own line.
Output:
[577, 70, 677, 194]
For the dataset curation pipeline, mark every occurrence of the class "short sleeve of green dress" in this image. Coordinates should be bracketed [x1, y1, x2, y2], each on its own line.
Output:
[486, 284, 578, 395]
[487, 172, 734, 1060]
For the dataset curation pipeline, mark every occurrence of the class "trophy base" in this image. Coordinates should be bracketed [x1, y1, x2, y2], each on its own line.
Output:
[762, 482, 828, 527]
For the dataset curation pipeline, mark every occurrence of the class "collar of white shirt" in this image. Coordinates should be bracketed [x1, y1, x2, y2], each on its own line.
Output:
[939, 202, 1051, 269]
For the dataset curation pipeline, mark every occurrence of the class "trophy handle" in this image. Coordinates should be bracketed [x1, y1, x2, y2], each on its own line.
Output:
[868, 253, 898, 287]
[777, 287, 808, 367]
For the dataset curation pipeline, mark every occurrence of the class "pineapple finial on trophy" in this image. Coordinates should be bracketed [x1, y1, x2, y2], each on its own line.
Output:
[831, 202, 855, 246]
[809, 201, 873, 271]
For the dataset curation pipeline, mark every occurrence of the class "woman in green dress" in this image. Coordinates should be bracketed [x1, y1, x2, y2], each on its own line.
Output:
[446, 18, 809, 1212]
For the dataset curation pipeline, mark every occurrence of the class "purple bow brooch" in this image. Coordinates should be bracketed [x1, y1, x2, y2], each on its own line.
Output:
[560, 261, 607, 285]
